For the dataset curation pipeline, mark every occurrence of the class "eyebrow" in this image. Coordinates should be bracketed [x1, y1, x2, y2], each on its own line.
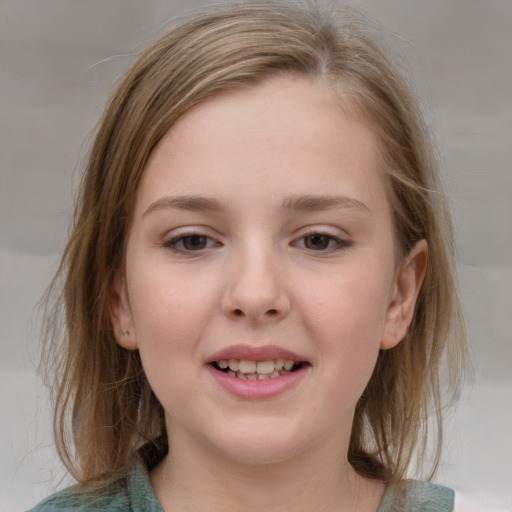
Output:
[282, 195, 371, 214]
[143, 194, 371, 217]
[143, 195, 226, 217]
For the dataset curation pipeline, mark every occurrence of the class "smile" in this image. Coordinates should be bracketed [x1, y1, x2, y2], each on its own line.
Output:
[212, 358, 304, 380]
[206, 345, 310, 398]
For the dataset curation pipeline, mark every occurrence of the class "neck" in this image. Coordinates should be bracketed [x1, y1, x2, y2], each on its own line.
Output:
[150, 426, 385, 512]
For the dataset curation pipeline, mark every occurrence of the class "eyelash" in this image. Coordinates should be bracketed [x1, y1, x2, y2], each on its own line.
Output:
[292, 232, 351, 253]
[163, 230, 351, 255]
[164, 233, 220, 253]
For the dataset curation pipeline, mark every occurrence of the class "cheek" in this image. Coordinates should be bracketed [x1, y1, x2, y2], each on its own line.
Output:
[295, 265, 391, 386]
[299, 268, 390, 342]
[127, 265, 218, 360]
[126, 269, 219, 413]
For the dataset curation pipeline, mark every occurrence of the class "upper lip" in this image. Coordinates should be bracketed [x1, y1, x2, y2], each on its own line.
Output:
[206, 344, 308, 364]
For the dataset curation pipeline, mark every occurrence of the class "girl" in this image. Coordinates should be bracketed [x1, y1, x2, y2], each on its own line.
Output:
[31, 2, 467, 511]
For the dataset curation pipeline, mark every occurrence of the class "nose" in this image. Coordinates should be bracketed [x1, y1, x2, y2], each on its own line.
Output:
[221, 242, 290, 324]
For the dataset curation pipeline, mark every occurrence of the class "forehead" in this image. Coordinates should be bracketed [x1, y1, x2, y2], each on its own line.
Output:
[137, 75, 388, 213]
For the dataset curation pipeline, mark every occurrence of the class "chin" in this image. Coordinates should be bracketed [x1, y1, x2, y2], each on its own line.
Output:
[209, 424, 311, 466]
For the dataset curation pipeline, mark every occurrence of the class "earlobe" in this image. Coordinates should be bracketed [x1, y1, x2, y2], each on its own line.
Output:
[380, 240, 428, 350]
[110, 273, 138, 351]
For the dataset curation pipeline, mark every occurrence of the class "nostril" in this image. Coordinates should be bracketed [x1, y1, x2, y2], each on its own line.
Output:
[231, 308, 279, 317]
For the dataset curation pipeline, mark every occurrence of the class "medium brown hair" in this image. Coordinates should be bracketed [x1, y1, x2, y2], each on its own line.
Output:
[43, 0, 467, 488]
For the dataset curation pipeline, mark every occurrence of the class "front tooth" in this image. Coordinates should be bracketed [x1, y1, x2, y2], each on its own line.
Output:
[283, 360, 294, 371]
[228, 359, 239, 371]
[238, 359, 256, 373]
[256, 360, 275, 374]
[246, 373, 258, 380]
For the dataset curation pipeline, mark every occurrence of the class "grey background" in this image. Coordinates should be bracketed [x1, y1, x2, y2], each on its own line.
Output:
[1, 0, 511, 510]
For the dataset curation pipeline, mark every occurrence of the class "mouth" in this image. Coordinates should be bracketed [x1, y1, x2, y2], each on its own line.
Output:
[211, 358, 308, 380]
[206, 346, 310, 399]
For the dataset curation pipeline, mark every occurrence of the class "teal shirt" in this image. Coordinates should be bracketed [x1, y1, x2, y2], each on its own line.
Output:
[28, 458, 454, 511]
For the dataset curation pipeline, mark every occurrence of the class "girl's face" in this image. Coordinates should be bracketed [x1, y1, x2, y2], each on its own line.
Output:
[112, 75, 425, 466]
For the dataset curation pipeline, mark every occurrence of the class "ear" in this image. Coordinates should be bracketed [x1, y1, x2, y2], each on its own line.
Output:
[110, 273, 138, 350]
[380, 239, 428, 350]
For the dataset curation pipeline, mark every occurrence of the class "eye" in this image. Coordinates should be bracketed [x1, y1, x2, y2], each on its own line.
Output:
[165, 234, 219, 252]
[293, 232, 350, 252]
[303, 234, 334, 250]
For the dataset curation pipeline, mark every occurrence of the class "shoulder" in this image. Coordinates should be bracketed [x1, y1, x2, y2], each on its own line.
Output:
[26, 483, 130, 512]
[27, 456, 163, 512]
[380, 479, 455, 512]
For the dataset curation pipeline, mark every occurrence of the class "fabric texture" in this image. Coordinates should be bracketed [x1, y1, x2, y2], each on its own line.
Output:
[379, 479, 454, 511]
[28, 458, 454, 511]
[26, 458, 162, 512]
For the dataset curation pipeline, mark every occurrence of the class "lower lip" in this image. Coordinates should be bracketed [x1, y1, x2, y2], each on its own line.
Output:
[206, 365, 309, 400]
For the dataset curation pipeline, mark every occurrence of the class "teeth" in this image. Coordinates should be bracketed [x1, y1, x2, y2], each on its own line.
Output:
[238, 359, 256, 373]
[256, 360, 275, 374]
[215, 358, 299, 379]
[283, 360, 294, 371]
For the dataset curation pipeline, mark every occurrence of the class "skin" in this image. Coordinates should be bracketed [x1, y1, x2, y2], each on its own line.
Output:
[111, 75, 427, 511]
